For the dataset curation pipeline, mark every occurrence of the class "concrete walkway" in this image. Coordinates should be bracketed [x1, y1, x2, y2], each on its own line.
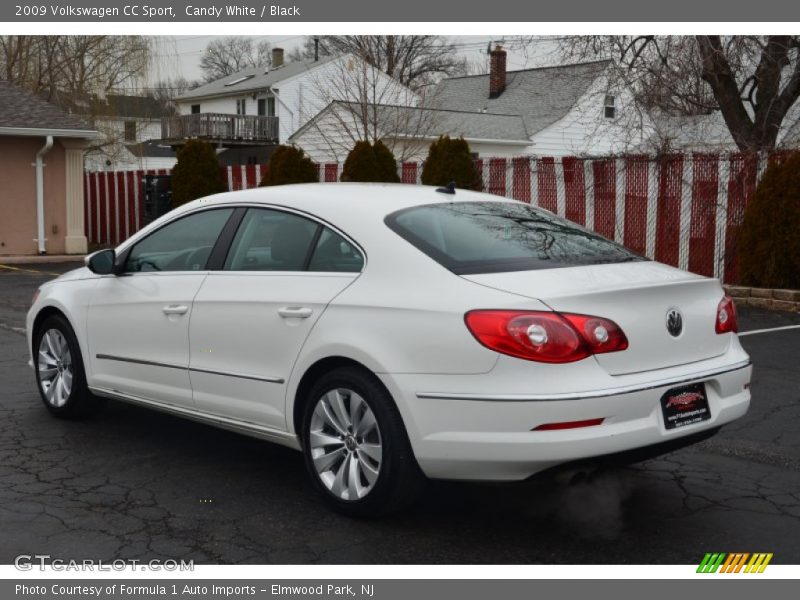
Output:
[0, 254, 84, 264]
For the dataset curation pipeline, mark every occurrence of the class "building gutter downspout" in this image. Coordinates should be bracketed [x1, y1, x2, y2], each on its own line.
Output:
[269, 86, 293, 140]
[35, 135, 54, 254]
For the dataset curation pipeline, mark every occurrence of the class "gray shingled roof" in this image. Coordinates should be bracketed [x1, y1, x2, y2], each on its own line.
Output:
[125, 141, 176, 159]
[177, 56, 337, 101]
[431, 60, 610, 136]
[289, 101, 530, 143]
[0, 81, 94, 132]
[645, 104, 800, 152]
[647, 112, 737, 152]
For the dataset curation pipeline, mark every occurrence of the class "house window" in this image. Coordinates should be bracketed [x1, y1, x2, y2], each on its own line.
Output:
[604, 95, 616, 119]
[258, 97, 276, 117]
[236, 99, 247, 115]
[124, 121, 137, 142]
[191, 104, 201, 114]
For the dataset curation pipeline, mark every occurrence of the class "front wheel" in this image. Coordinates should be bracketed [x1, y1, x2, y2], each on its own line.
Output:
[301, 367, 425, 516]
[34, 314, 105, 419]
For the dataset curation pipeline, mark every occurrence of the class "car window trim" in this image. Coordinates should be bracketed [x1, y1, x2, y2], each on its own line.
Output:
[206, 207, 247, 270]
[217, 205, 364, 275]
[113, 202, 367, 275]
[121, 206, 237, 274]
[301, 224, 324, 271]
[384, 201, 645, 275]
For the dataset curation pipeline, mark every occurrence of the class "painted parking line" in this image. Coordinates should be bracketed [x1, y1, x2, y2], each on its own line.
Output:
[0, 322, 26, 335]
[0, 264, 61, 276]
[739, 324, 800, 337]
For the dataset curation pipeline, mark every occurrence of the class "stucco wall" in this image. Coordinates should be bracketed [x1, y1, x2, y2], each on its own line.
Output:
[0, 137, 69, 255]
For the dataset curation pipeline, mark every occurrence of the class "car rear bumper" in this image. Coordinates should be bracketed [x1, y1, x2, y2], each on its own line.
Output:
[381, 358, 751, 481]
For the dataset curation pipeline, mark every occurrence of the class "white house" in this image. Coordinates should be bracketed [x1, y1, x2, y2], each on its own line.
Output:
[168, 48, 416, 164]
[290, 46, 649, 162]
[52, 93, 177, 172]
[288, 101, 531, 162]
[640, 105, 800, 154]
[429, 47, 648, 158]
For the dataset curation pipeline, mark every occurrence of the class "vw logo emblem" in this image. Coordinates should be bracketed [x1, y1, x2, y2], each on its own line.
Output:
[666, 308, 683, 337]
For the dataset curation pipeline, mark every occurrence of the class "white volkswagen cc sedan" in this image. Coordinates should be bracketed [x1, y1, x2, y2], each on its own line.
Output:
[27, 183, 751, 515]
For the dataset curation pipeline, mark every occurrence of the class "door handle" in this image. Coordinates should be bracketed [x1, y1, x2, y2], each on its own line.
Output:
[278, 307, 313, 319]
[162, 304, 189, 315]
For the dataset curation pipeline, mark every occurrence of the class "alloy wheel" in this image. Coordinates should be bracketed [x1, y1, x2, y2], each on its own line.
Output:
[309, 388, 383, 501]
[37, 329, 73, 408]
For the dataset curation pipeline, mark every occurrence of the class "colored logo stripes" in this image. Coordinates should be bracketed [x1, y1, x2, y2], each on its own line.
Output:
[697, 553, 773, 573]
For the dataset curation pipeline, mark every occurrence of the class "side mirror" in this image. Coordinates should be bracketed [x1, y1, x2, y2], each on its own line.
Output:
[85, 249, 117, 275]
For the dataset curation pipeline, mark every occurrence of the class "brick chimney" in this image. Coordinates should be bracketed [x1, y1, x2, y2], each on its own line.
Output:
[489, 45, 507, 98]
[272, 47, 284, 68]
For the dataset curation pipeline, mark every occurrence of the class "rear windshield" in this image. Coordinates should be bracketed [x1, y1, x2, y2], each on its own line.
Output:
[385, 201, 646, 275]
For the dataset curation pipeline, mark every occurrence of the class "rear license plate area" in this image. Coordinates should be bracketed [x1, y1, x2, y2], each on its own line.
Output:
[660, 383, 711, 430]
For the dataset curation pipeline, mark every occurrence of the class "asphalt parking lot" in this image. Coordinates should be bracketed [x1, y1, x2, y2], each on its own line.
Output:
[1, 261, 800, 564]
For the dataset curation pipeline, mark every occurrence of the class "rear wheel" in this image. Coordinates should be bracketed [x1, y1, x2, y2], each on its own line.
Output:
[34, 314, 105, 419]
[301, 366, 425, 516]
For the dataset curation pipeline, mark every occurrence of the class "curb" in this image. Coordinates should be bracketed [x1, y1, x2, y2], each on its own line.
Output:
[0, 255, 85, 265]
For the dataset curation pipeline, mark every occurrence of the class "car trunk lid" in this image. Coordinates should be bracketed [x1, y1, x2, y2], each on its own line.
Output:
[462, 261, 729, 375]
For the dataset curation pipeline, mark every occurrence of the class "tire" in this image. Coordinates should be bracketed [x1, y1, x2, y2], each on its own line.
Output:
[33, 314, 106, 419]
[301, 366, 425, 517]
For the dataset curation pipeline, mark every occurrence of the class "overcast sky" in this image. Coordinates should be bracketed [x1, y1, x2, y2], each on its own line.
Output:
[147, 35, 565, 85]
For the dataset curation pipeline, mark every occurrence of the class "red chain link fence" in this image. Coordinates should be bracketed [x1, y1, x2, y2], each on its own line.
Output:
[85, 153, 789, 284]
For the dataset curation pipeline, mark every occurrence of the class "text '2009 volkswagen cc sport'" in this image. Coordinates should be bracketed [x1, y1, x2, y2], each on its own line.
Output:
[27, 183, 751, 515]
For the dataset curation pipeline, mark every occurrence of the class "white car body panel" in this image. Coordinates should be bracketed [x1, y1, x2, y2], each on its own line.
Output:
[26, 183, 752, 482]
[464, 261, 731, 375]
[87, 272, 207, 407]
[189, 270, 358, 429]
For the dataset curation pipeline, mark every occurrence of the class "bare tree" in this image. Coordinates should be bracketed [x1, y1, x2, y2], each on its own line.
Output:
[299, 56, 440, 162]
[0, 35, 150, 100]
[150, 76, 201, 109]
[293, 36, 467, 91]
[199, 37, 272, 82]
[559, 35, 800, 152]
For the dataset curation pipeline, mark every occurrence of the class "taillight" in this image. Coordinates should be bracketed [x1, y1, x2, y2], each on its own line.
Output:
[715, 295, 738, 334]
[464, 310, 628, 364]
[559, 313, 629, 354]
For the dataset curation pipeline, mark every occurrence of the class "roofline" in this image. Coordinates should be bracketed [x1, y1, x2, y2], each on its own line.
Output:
[287, 99, 532, 144]
[0, 126, 99, 138]
[176, 55, 340, 103]
[328, 99, 523, 118]
[264, 54, 344, 90]
[176, 87, 270, 103]
[440, 59, 612, 82]
[390, 133, 531, 145]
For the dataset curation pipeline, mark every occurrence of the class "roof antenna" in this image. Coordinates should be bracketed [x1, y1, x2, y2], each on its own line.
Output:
[436, 181, 456, 195]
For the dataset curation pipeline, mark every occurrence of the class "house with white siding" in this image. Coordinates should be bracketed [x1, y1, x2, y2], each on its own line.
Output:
[641, 106, 800, 154]
[290, 46, 649, 161]
[429, 47, 648, 157]
[168, 48, 415, 165]
[288, 101, 531, 162]
[50, 93, 176, 171]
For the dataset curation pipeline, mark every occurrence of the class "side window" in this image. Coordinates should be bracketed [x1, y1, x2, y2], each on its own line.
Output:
[125, 208, 233, 273]
[224, 208, 319, 271]
[308, 228, 364, 273]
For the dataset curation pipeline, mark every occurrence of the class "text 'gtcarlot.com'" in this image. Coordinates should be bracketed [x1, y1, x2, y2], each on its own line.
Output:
[14, 555, 193, 572]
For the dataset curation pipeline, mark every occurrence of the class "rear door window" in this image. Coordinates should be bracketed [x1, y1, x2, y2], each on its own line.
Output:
[307, 228, 364, 273]
[224, 208, 319, 271]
